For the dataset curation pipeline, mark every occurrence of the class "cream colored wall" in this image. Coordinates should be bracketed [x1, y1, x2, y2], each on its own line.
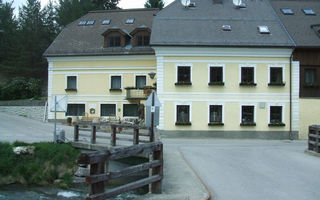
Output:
[299, 98, 320, 139]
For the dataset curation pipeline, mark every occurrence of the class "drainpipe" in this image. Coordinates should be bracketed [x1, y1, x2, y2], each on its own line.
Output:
[289, 49, 294, 140]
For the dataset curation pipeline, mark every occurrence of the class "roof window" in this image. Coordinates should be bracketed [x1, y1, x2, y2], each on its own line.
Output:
[258, 26, 270, 34]
[302, 9, 315, 15]
[281, 8, 294, 15]
[78, 21, 86, 26]
[102, 19, 111, 25]
[222, 25, 231, 31]
[126, 18, 135, 24]
[86, 20, 95, 25]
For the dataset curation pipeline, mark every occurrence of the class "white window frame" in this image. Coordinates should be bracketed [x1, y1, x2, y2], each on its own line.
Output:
[175, 102, 192, 123]
[207, 103, 225, 124]
[109, 74, 122, 90]
[268, 64, 285, 84]
[240, 104, 257, 124]
[65, 102, 86, 117]
[122, 103, 139, 119]
[175, 63, 193, 83]
[134, 74, 148, 88]
[268, 103, 285, 124]
[208, 64, 225, 84]
[65, 74, 78, 90]
[239, 64, 257, 84]
[100, 102, 117, 117]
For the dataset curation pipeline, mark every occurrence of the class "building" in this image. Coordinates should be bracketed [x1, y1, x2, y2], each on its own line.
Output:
[270, 0, 320, 139]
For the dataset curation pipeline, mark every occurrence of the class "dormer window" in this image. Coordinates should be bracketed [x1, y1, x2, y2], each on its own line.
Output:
[137, 35, 150, 46]
[102, 28, 130, 48]
[108, 36, 121, 47]
[130, 27, 151, 47]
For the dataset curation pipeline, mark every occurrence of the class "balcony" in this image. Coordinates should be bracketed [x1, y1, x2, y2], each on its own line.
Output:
[125, 86, 155, 100]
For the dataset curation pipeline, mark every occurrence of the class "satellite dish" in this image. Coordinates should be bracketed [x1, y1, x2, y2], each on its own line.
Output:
[233, 0, 242, 6]
[181, 0, 191, 7]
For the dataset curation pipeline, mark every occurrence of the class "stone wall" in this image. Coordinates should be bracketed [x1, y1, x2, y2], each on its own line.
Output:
[0, 106, 46, 121]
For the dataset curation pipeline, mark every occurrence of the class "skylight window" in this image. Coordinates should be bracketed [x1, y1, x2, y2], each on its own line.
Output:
[222, 25, 231, 31]
[126, 18, 135, 24]
[78, 21, 86, 26]
[302, 9, 315, 15]
[86, 20, 95, 25]
[281, 8, 294, 15]
[258, 26, 270, 34]
[102, 19, 111, 25]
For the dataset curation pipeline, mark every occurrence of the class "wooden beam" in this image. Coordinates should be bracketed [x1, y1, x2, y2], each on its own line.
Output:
[86, 160, 161, 184]
[133, 128, 139, 145]
[89, 162, 105, 195]
[74, 125, 79, 141]
[151, 143, 163, 194]
[111, 126, 116, 146]
[87, 175, 162, 200]
[91, 126, 96, 144]
[78, 152, 109, 165]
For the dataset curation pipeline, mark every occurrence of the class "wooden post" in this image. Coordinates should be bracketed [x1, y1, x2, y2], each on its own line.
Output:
[111, 125, 117, 146]
[133, 128, 139, 145]
[316, 128, 319, 153]
[149, 127, 154, 143]
[74, 124, 79, 142]
[151, 143, 163, 194]
[89, 161, 105, 195]
[91, 125, 96, 144]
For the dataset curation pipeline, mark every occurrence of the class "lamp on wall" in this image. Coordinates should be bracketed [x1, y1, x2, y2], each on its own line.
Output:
[148, 72, 156, 79]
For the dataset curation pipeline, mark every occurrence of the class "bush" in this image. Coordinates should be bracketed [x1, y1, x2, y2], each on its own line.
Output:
[0, 77, 42, 100]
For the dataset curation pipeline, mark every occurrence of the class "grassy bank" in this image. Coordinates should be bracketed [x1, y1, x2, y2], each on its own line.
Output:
[0, 142, 80, 188]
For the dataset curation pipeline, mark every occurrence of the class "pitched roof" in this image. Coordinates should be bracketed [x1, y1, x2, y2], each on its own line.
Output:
[269, 0, 320, 48]
[44, 8, 159, 57]
[151, 0, 294, 47]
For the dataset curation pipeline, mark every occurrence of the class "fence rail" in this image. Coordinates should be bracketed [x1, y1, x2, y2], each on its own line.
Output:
[78, 142, 163, 200]
[308, 125, 320, 153]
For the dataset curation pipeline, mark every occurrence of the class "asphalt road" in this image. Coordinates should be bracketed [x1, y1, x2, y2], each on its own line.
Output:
[164, 138, 320, 200]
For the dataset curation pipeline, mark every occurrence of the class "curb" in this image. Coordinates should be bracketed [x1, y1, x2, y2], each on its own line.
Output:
[179, 149, 212, 200]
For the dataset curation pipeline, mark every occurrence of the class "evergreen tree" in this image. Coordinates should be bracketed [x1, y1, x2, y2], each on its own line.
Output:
[144, 0, 164, 9]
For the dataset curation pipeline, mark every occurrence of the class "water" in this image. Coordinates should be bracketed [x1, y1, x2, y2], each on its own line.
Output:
[0, 184, 145, 200]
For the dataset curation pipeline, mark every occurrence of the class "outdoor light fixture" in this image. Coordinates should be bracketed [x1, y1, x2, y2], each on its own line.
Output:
[148, 72, 156, 79]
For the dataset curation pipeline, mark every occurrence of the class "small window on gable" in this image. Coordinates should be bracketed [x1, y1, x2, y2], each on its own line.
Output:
[176, 66, 191, 85]
[304, 68, 316, 86]
[108, 36, 121, 47]
[302, 9, 315, 15]
[258, 26, 270, 34]
[281, 8, 294, 15]
[102, 19, 111, 25]
[209, 67, 224, 85]
[78, 21, 86, 26]
[86, 20, 95, 25]
[126, 18, 135, 24]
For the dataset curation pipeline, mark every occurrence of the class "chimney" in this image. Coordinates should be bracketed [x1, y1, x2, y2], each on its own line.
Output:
[213, 0, 223, 3]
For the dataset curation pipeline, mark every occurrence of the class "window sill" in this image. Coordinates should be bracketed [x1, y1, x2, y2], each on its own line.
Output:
[208, 82, 225, 86]
[65, 88, 77, 92]
[175, 82, 192, 86]
[268, 82, 285, 86]
[239, 83, 257, 86]
[175, 122, 192, 126]
[109, 88, 122, 92]
[268, 123, 285, 127]
[208, 122, 224, 126]
[240, 122, 256, 126]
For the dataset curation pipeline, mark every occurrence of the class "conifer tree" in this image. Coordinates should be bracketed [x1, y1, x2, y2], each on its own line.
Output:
[144, 0, 164, 9]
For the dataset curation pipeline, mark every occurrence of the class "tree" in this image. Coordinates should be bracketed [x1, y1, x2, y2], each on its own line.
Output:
[92, 0, 119, 10]
[144, 0, 164, 9]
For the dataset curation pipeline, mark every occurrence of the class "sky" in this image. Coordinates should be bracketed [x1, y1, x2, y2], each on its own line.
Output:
[4, 0, 175, 15]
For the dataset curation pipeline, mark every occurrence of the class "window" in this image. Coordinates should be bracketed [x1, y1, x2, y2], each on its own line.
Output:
[269, 106, 285, 126]
[269, 67, 284, 85]
[78, 21, 86, 26]
[137, 35, 150, 46]
[108, 36, 121, 47]
[101, 104, 116, 116]
[222, 25, 231, 31]
[66, 104, 85, 116]
[302, 9, 315, 15]
[176, 105, 191, 125]
[123, 104, 139, 117]
[241, 105, 255, 126]
[258, 26, 270, 34]
[66, 76, 77, 91]
[240, 67, 256, 85]
[209, 67, 224, 85]
[102, 19, 111, 25]
[86, 20, 95, 25]
[110, 76, 121, 91]
[126, 18, 135, 24]
[135, 76, 146, 88]
[176, 66, 191, 85]
[209, 105, 223, 125]
[281, 8, 294, 15]
[304, 69, 316, 86]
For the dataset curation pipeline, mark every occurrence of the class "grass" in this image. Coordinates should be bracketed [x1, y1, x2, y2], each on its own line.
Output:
[0, 142, 80, 188]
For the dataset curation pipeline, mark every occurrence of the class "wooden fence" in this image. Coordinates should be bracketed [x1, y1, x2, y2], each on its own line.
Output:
[73, 121, 155, 147]
[78, 142, 163, 200]
[308, 125, 320, 153]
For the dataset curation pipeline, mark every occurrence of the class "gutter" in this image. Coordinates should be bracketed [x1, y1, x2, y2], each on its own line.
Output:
[289, 49, 294, 140]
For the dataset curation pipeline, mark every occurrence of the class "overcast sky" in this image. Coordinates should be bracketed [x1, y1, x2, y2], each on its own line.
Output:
[4, 0, 175, 15]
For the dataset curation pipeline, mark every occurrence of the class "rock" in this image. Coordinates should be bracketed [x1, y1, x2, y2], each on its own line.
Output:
[74, 167, 89, 177]
[13, 146, 35, 155]
[54, 179, 62, 185]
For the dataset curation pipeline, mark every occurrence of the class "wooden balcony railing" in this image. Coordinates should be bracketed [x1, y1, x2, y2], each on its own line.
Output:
[125, 87, 155, 100]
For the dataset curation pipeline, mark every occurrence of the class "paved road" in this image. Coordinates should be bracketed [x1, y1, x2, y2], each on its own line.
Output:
[164, 138, 320, 200]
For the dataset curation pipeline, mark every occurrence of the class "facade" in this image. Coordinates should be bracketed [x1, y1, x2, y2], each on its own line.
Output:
[270, 0, 320, 139]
